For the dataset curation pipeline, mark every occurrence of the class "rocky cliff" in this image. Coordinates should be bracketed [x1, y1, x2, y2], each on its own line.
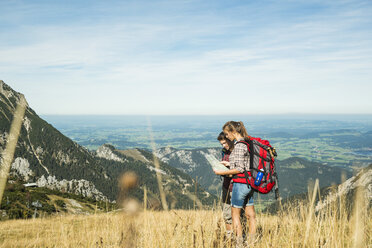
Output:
[155, 147, 222, 194]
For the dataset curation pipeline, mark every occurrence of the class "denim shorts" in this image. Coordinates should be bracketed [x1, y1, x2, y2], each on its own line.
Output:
[231, 182, 254, 208]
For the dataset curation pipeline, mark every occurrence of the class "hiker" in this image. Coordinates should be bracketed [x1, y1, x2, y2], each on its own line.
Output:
[217, 132, 234, 237]
[214, 121, 256, 246]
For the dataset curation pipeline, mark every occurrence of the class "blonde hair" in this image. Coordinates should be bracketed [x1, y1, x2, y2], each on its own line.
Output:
[222, 121, 251, 139]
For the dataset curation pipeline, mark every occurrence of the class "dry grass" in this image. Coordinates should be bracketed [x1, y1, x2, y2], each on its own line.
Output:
[1, 152, 371, 248]
[0, 195, 370, 248]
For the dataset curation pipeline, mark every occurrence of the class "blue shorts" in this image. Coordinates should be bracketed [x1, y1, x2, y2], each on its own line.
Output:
[231, 182, 254, 208]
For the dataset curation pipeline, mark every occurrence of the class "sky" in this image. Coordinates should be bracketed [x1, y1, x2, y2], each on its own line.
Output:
[0, 0, 372, 115]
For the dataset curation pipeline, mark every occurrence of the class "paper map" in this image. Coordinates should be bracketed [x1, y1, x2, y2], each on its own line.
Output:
[205, 154, 229, 172]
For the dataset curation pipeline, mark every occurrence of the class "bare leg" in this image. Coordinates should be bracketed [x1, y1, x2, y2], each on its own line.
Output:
[231, 207, 243, 237]
[244, 205, 256, 234]
[226, 223, 232, 232]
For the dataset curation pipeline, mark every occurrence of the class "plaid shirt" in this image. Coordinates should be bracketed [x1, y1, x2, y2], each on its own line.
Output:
[229, 139, 250, 173]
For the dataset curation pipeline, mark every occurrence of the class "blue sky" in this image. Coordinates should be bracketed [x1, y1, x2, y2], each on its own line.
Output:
[1, 0, 371, 115]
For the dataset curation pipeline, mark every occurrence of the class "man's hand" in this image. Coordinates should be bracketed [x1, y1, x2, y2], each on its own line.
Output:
[220, 161, 230, 167]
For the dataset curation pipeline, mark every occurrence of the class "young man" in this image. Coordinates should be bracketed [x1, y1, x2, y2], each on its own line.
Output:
[217, 132, 234, 237]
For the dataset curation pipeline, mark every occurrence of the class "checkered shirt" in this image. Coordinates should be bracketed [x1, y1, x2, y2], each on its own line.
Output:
[229, 140, 250, 173]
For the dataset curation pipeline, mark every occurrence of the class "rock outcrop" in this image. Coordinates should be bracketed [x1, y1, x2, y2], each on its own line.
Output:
[96, 144, 124, 162]
[315, 164, 372, 211]
[36, 175, 107, 201]
[10, 157, 33, 181]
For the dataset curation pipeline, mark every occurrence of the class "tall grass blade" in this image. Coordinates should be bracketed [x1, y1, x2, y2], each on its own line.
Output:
[351, 185, 366, 248]
[147, 118, 168, 211]
[304, 178, 319, 245]
[0, 95, 27, 205]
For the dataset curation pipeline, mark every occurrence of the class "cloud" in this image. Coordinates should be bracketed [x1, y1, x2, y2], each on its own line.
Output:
[0, 0, 371, 114]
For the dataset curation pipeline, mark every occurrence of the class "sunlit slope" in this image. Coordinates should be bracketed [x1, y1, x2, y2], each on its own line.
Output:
[0, 201, 370, 248]
[2, 166, 370, 247]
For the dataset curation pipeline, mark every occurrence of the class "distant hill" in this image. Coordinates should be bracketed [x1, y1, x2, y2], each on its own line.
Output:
[276, 157, 353, 198]
[297, 129, 372, 149]
[0, 80, 216, 210]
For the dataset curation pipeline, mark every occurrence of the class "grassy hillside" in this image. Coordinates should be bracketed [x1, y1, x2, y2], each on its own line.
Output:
[1, 165, 371, 246]
[0, 194, 370, 247]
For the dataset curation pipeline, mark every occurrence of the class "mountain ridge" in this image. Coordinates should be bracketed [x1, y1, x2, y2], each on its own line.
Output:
[0, 80, 216, 209]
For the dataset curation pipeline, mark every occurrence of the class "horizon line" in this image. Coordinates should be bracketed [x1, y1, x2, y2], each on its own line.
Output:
[40, 113, 372, 117]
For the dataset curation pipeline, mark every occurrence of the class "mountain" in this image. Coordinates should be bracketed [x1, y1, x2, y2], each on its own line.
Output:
[155, 147, 353, 199]
[156, 147, 222, 194]
[95, 145, 217, 209]
[0, 80, 216, 209]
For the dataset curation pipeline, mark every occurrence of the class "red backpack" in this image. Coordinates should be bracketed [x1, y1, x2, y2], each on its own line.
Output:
[233, 137, 280, 199]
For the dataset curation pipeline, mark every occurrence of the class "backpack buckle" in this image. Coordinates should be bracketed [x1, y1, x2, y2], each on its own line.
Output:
[269, 147, 277, 158]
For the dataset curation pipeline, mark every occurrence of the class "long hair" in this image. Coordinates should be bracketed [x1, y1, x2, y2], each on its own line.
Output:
[222, 121, 251, 139]
[217, 131, 234, 151]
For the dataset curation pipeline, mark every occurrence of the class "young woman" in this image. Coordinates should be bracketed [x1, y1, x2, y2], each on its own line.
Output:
[217, 132, 234, 237]
[214, 121, 256, 245]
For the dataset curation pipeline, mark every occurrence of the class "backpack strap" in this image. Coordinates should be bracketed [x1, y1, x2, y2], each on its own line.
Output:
[237, 139, 271, 163]
[235, 139, 254, 169]
[244, 170, 255, 198]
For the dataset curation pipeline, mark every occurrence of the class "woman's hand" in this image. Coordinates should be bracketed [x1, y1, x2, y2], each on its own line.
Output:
[213, 169, 225, 175]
